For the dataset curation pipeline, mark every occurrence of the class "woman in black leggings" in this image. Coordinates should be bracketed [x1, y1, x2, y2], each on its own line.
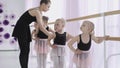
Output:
[12, 0, 52, 68]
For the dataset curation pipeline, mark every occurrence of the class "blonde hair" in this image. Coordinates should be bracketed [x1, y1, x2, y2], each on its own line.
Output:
[55, 18, 66, 25]
[83, 20, 94, 32]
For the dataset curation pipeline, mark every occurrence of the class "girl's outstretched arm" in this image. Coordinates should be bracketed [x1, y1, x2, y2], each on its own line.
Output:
[91, 34, 109, 44]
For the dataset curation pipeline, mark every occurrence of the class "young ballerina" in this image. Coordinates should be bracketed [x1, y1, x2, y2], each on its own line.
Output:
[68, 20, 109, 68]
[32, 16, 54, 68]
[47, 18, 73, 68]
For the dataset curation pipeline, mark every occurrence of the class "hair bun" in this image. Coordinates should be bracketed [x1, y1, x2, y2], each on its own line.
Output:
[40, 0, 51, 4]
[41, 0, 50, 1]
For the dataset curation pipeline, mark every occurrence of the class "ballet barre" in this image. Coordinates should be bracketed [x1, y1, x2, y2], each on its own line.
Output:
[49, 10, 120, 24]
[107, 37, 120, 41]
[66, 10, 120, 22]
[96, 37, 120, 41]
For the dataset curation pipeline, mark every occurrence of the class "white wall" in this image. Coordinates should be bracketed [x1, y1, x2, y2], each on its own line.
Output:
[0, 0, 25, 50]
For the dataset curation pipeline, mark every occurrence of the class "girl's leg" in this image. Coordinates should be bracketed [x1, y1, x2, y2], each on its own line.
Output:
[41, 40, 47, 68]
[37, 54, 47, 68]
[59, 56, 65, 68]
[52, 56, 59, 68]
[36, 40, 41, 68]
[79, 53, 91, 68]
[37, 53, 41, 68]
[43, 54, 47, 68]
[76, 54, 81, 68]
[51, 45, 65, 68]
[84, 53, 91, 68]
[72, 54, 81, 68]
[36, 40, 43, 68]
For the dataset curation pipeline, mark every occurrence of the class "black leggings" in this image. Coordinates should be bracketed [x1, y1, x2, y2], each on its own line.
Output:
[18, 38, 30, 68]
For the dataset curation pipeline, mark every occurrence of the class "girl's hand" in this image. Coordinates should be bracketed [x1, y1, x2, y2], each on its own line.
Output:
[35, 38, 39, 40]
[51, 44, 57, 48]
[32, 37, 38, 40]
[104, 35, 110, 40]
[75, 49, 82, 54]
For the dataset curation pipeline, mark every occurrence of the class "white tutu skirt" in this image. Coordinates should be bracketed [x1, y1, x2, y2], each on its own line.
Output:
[50, 45, 66, 68]
[72, 51, 91, 68]
[34, 39, 50, 54]
[50, 45, 66, 56]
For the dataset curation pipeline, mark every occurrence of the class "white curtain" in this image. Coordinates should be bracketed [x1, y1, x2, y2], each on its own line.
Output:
[0, 0, 25, 50]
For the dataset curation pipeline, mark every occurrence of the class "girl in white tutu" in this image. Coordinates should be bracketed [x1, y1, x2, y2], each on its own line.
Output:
[32, 16, 54, 68]
[68, 21, 109, 68]
[48, 18, 73, 68]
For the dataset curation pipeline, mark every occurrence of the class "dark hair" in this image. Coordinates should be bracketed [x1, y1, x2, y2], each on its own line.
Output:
[40, 0, 51, 5]
[42, 16, 49, 22]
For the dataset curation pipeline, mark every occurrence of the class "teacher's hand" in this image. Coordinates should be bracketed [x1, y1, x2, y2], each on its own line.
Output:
[48, 33, 54, 39]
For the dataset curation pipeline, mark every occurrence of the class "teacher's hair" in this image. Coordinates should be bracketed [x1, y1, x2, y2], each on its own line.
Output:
[40, 0, 51, 5]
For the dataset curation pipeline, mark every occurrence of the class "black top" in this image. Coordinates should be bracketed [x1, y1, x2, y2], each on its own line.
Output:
[54, 32, 66, 45]
[12, 11, 36, 42]
[77, 34, 91, 51]
[37, 26, 49, 39]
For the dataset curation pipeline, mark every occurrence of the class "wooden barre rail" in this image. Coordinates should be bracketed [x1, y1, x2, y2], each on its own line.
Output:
[107, 37, 120, 41]
[48, 10, 120, 24]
